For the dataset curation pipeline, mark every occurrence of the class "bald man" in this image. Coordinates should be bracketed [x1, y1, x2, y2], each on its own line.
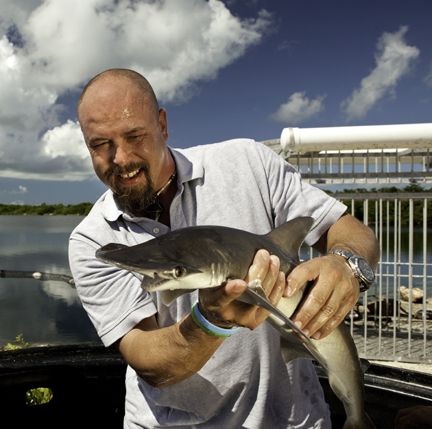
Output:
[69, 68, 379, 428]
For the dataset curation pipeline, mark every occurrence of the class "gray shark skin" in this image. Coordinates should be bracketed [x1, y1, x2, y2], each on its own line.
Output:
[96, 217, 375, 429]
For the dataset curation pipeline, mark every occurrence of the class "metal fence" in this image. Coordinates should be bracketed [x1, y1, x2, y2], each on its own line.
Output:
[335, 193, 431, 363]
[285, 149, 432, 185]
[263, 123, 432, 363]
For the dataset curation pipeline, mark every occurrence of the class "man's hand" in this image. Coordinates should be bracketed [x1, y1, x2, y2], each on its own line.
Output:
[285, 254, 360, 339]
[199, 249, 286, 330]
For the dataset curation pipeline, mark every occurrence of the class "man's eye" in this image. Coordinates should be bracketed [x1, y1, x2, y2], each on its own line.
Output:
[128, 135, 143, 142]
[90, 141, 109, 150]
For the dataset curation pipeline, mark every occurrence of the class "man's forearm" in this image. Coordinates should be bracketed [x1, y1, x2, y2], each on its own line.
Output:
[119, 314, 224, 388]
[317, 213, 380, 268]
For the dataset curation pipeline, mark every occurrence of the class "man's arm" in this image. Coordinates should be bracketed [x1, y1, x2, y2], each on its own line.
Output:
[286, 213, 379, 339]
[118, 312, 224, 387]
[118, 250, 285, 388]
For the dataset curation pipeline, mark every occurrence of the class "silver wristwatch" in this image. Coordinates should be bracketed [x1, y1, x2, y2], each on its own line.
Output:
[328, 248, 375, 292]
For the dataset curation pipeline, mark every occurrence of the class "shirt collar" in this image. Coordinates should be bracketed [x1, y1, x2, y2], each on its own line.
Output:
[100, 147, 204, 223]
[171, 147, 204, 185]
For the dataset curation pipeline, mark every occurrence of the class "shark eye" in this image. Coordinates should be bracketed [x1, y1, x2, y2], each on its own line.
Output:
[173, 266, 186, 279]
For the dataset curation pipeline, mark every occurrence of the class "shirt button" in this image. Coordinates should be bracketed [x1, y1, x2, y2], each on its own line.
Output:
[152, 227, 160, 234]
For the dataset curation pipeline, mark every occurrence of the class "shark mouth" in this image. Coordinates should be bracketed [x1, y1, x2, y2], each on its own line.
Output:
[142, 273, 171, 291]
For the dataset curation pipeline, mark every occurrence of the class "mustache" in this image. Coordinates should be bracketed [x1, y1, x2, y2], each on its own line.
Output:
[104, 162, 149, 180]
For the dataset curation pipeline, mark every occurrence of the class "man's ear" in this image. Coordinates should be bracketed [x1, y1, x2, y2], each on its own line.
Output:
[158, 108, 168, 140]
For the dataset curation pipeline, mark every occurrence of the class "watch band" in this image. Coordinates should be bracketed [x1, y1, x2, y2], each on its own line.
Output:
[328, 248, 374, 292]
[329, 248, 354, 260]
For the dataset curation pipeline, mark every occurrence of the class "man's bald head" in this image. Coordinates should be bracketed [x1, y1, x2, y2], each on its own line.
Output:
[77, 68, 159, 119]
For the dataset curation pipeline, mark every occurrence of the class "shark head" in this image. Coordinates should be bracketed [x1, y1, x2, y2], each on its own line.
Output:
[95, 227, 235, 293]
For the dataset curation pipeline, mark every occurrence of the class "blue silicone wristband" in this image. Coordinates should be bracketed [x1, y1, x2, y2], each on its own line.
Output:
[191, 303, 242, 338]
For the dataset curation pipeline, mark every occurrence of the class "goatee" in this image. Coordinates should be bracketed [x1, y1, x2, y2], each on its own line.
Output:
[106, 162, 156, 215]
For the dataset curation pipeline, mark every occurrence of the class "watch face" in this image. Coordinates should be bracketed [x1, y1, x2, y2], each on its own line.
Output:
[356, 257, 375, 283]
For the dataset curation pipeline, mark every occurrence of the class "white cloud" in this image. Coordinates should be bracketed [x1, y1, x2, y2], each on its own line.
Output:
[0, 0, 42, 34]
[42, 121, 84, 159]
[271, 92, 325, 124]
[0, 0, 271, 180]
[342, 26, 419, 121]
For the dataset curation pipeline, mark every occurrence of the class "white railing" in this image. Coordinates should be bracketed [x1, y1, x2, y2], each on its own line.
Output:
[335, 193, 431, 363]
[263, 123, 432, 363]
[263, 123, 432, 185]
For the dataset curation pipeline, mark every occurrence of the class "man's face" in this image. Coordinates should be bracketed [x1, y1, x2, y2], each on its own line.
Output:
[78, 77, 170, 213]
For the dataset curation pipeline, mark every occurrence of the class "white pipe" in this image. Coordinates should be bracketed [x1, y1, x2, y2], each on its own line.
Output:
[280, 123, 432, 153]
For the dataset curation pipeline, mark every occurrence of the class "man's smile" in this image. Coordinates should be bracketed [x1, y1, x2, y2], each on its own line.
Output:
[120, 168, 141, 179]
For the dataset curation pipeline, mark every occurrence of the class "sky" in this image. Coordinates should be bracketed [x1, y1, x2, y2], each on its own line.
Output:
[0, 0, 431, 204]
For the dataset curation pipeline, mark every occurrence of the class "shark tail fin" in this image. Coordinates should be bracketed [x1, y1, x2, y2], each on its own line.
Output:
[96, 243, 128, 260]
[265, 217, 314, 257]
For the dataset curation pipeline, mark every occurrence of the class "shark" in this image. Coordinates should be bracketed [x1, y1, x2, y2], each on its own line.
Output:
[96, 217, 375, 429]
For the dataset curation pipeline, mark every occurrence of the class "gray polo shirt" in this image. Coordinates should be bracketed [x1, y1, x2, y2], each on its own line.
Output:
[69, 139, 346, 428]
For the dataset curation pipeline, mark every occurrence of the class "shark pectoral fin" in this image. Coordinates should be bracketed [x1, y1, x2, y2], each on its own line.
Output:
[159, 289, 191, 306]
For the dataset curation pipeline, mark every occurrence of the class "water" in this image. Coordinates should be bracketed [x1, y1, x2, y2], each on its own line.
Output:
[0, 215, 100, 348]
[0, 216, 430, 349]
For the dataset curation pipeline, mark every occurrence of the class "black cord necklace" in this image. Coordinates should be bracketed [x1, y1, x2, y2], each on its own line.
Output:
[144, 172, 177, 221]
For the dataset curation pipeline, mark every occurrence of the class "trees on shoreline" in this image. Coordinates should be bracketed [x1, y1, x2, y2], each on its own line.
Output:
[332, 184, 432, 226]
[0, 202, 93, 216]
[0, 185, 430, 221]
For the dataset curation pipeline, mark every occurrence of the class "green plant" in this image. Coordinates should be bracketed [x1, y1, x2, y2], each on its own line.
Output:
[1, 335, 53, 405]
[1, 334, 29, 351]
[26, 387, 54, 406]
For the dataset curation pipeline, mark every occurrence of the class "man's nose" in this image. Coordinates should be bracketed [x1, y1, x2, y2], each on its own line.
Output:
[112, 142, 131, 166]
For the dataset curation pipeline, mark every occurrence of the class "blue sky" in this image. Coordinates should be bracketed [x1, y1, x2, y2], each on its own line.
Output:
[0, 0, 431, 204]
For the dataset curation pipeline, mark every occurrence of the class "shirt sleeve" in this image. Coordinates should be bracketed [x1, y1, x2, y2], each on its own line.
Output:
[254, 142, 347, 246]
[69, 231, 157, 347]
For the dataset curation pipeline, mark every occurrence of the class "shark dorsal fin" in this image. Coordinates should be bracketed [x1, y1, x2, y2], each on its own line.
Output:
[265, 217, 314, 256]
